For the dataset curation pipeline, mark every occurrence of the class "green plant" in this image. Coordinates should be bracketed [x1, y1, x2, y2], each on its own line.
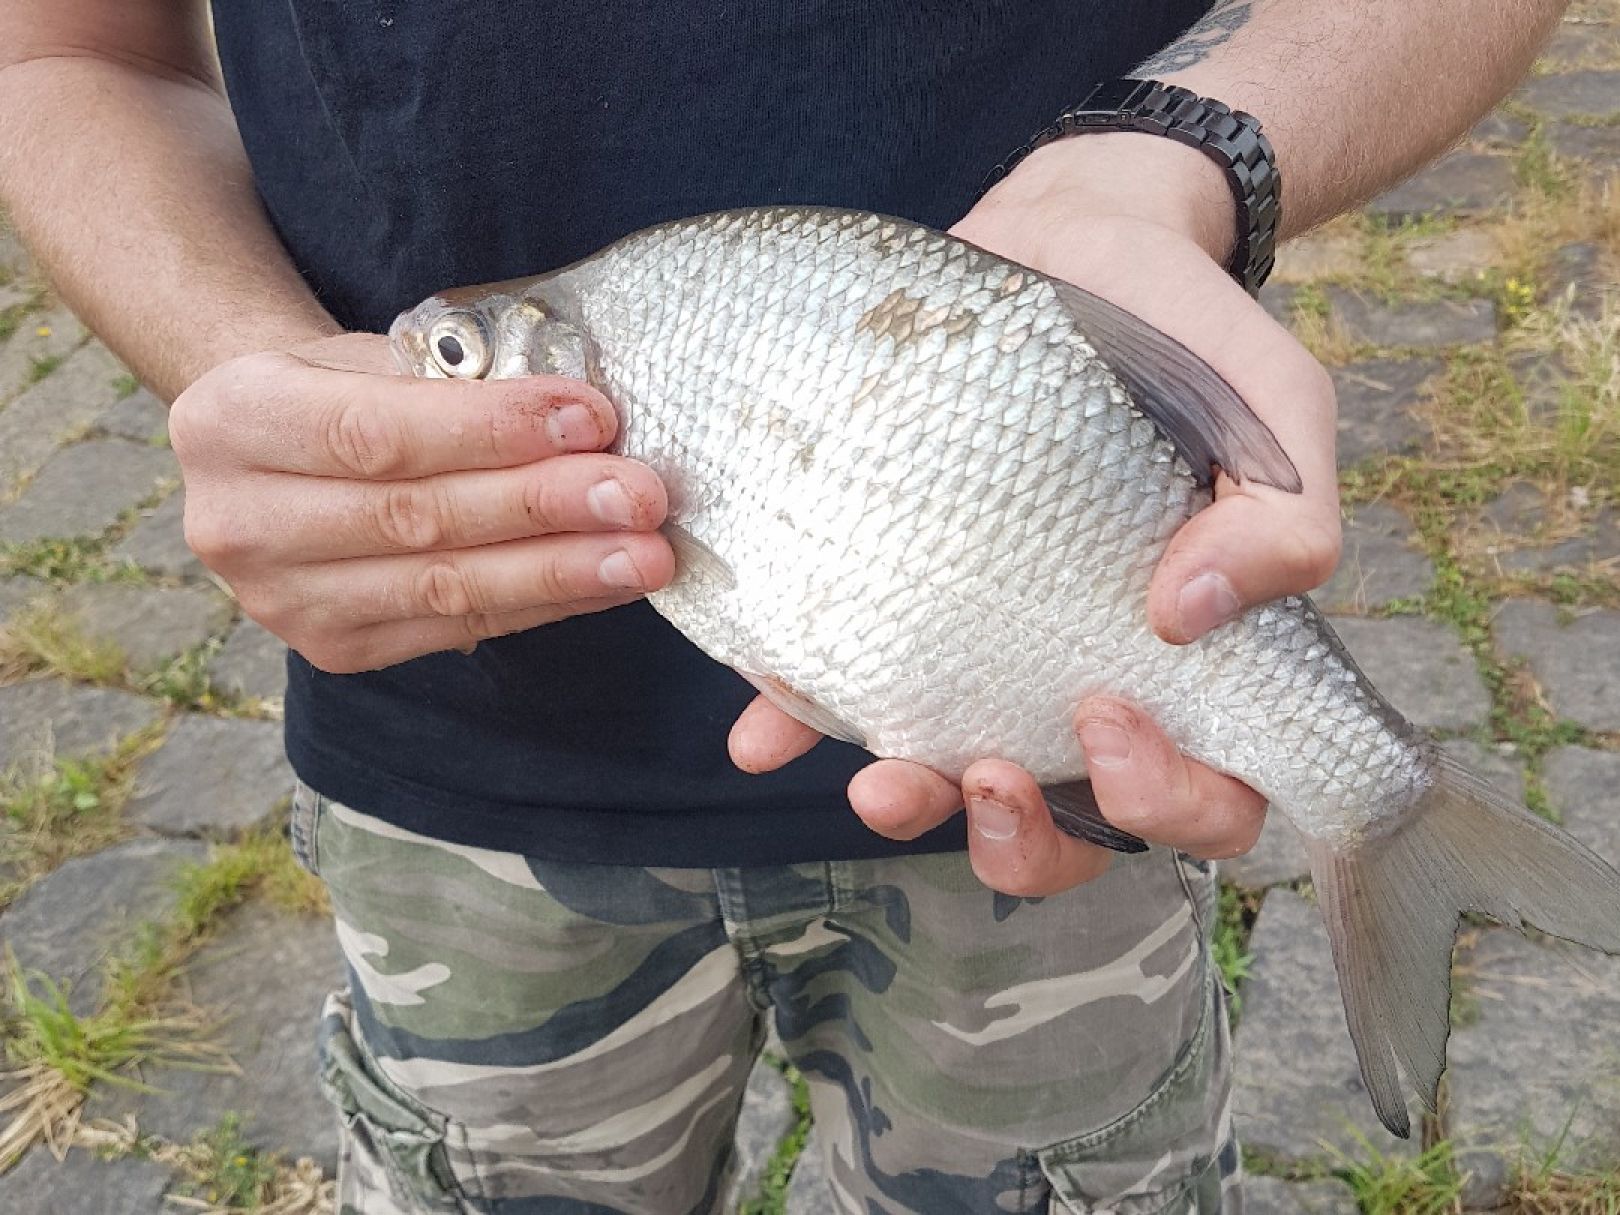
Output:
[1335, 1135, 1465, 1215]
[738, 1056, 814, 1215]
[181, 1114, 282, 1210]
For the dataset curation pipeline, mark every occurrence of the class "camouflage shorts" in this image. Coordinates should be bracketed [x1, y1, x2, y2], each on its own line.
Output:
[291, 784, 1241, 1214]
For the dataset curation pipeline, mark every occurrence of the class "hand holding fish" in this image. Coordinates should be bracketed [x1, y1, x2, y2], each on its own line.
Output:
[168, 333, 675, 672]
[731, 139, 1341, 897]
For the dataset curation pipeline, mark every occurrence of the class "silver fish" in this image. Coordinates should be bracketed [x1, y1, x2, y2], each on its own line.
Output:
[392, 207, 1620, 1137]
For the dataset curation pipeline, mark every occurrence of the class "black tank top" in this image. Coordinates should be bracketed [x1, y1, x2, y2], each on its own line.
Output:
[212, 0, 1210, 865]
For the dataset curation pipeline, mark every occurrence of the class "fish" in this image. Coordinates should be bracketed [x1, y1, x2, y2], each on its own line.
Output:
[390, 206, 1620, 1138]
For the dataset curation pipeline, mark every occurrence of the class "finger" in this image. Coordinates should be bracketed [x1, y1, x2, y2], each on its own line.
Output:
[277, 454, 668, 561]
[1075, 698, 1266, 860]
[962, 759, 1112, 896]
[728, 695, 823, 773]
[848, 760, 961, 841]
[1146, 483, 1343, 644]
[310, 597, 640, 673]
[224, 352, 620, 478]
[293, 530, 675, 626]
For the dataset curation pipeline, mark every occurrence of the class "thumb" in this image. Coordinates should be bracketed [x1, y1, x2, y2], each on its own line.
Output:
[1146, 483, 1342, 645]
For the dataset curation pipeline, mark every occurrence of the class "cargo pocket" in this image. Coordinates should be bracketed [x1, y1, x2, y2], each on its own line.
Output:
[318, 990, 467, 1212]
[1035, 970, 1235, 1214]
[289, 780, 325, 878]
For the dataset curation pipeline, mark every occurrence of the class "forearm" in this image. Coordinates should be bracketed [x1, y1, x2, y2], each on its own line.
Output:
[0, 55, 338, 400]
[1141, 0, 1567, 237]
[983, 0, 1566, 264]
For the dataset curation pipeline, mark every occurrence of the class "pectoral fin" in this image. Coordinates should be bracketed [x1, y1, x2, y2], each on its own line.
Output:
[1051, 280, 1302, 493]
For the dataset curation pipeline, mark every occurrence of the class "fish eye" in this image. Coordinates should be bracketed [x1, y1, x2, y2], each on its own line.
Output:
[426, 311, 493, 378]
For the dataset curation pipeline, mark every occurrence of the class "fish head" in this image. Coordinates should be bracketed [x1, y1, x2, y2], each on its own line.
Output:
[389, 276, 594, 384]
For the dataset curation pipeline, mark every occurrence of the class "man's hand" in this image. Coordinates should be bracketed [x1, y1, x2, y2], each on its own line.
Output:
[171, 333, 675, 673]
[730, 135, 1341, 896]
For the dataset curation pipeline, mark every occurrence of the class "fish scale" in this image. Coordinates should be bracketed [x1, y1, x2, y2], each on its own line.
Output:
[393, 205, 1620, 1140]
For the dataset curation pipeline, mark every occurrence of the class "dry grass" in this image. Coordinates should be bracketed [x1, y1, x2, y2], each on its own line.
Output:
[0, 606, 127, 686]
[0, 824, 323, 1169]
[76, 1116, 334, 1215]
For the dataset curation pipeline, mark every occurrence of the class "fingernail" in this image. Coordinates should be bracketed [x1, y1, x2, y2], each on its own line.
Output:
[1177, 571, 1241, 639]
[1080, 722, 1132, 768]
[547, 402, 602, 450]
[587, 479, 635, 527]
[598, 549, 643, 589]
[967, 793, 1020, 841]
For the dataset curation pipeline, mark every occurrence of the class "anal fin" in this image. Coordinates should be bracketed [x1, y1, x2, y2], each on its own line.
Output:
[739, 670, 866, 748]
[1043, 781, 1149, 854]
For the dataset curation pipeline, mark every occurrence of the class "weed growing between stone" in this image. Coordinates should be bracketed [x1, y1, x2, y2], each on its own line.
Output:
[0, 726, 161, 908]
[0, 536, 142, 585]
[0, 962, 221, 1171]
[0, 826, 325, 1169]
[76, 1114, 334, 1215]
[1212, 882, 1260, 1024]
[1336, 1137, 1468, 1215]
[738, 1054, 814, 1215]
[0, 605, 128, 685]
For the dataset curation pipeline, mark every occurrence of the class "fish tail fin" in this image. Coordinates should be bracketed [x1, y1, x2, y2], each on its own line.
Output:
[1306, 746, 1620, 1139]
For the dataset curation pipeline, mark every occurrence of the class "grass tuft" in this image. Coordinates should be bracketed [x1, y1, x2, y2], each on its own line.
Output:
[0, 727, 163, 910]
[1335, 1136, 1466, 1215]
[1212, 882, 1261, 1023]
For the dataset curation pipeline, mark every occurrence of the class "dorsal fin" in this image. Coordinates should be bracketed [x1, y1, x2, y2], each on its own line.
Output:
[1051, 280, 1302, 493]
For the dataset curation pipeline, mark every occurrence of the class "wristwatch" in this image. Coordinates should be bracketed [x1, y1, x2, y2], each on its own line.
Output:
[984, 79, 1281, 296]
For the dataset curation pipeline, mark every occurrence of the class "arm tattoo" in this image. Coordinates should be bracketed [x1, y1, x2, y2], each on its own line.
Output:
[1138, 0, 1254, 74]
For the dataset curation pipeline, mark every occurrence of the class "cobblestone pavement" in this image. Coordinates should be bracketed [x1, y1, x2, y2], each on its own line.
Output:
[2, 14, 1619, 1213]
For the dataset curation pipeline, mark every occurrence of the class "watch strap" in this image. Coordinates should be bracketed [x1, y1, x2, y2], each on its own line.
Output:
[984, 79, 1281, 296]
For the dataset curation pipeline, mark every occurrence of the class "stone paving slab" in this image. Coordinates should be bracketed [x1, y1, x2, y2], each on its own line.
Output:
[0, 439, 177, 545]
[208, 620, 288, 703]
[1547, 121, 1620, 184]
[89, 903, 346, 1175]
[1365, 152, 1516, 222]
[1233, 889, 1412, 1163]
[0, 1145, 172, 1215]
[1492, 598, 1620, 730]
[1327, 288, 1497, 349]
[0, 837, 206, 1015]
[59, 582, 232, 672]
[1517, 69, 1620, 118]
[0, 303, 87, 408]
[1543, 747, 1620, 863]
[99, 387, 168, 446]
[785, 1127, 836, 1215]
[1221, 813, 1311, 889]
[1448, 929, 1620, 1208]
[1271, 233, 1364, 285]
[128, 714, 291, 837]
[0, 572, 47, 626]
[109, 491, 206, 581]
[1315, 501, 1433, 613]
[1470, 111, 1532, 148]
[1326, 616, 1491, 731]
[1404, 229, 1499, 284]
[727, 1060, 797, 1212]
[1545, 240, 1610, 321]
[0, 341, 129, 495]
[1495, 509, 1620, 575]
[1329, 358, 1440, 467]
[1242, 1175, 1359, 1214]
[0, 677, 163, 773]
